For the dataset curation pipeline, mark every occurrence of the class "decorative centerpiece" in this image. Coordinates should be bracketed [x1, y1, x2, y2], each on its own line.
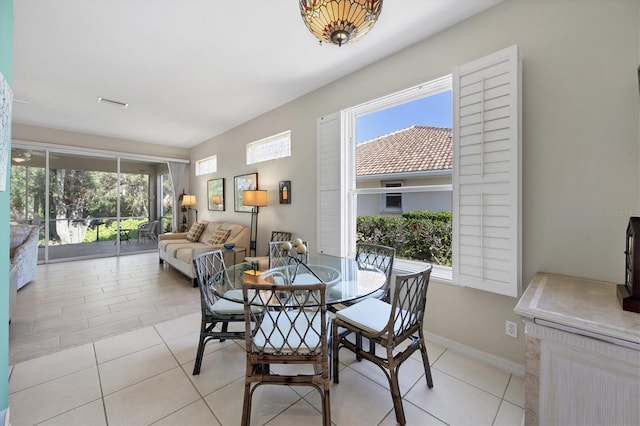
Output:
[263, 239, 341, 287]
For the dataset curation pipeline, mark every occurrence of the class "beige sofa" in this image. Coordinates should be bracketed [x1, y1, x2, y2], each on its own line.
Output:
[158, 221, 249, 286]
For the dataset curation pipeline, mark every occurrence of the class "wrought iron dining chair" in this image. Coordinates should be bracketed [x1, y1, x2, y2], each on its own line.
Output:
[331, 266, 433, 426]
[192, 249, 245, 375]
[241, 280, 331, 426]
[244, 231, 292, 270]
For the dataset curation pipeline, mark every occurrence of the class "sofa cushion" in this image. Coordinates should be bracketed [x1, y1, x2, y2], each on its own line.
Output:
[207, 229, 230, 245]
[186, 222, 207, 242]
[219, 223, 244, 240]
[158, 238, 189, 253]
[199, 221, 220, 243]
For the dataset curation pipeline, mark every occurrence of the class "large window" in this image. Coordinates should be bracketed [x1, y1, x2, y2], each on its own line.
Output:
[318, 45, 522, 297]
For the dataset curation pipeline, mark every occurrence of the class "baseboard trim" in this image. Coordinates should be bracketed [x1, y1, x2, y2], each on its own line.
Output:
[424, 331, 525, 377]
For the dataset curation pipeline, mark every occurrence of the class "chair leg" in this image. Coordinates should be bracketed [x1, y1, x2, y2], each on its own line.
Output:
[355, 333, 363, 361]
[389, 367, 406, 426]
[220, 322, 229, 343]
[192, 331, 207, 375]
[419, 331, 433, 388]
[332, 323, 340, 384]
[322, 385, 331, 426]
[241, 382, 252, 426]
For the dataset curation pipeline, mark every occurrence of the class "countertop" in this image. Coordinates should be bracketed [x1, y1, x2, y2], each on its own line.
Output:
[514, 272, 640, 346]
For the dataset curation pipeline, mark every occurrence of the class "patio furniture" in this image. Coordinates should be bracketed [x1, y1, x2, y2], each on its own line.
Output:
[114, 228, 131, 244]
[331, 266, 433, 426]
[137, 220, 159, 244]
[192, 249, 246, 375]
[241, 280, 330, 426]
[9, 224, 39, 290]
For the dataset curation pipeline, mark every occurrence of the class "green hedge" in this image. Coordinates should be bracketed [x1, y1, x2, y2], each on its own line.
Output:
[82, 218, 147, 242]
[356, 211, 452, 266]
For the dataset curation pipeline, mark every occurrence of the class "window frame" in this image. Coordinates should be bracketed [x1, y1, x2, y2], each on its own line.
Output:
[318, 45, 521, 297]
[246, 130, 291, 165]
[344, 75, 453, 263]
[380, 180, 403, 213]
[195, 155, 217, 176]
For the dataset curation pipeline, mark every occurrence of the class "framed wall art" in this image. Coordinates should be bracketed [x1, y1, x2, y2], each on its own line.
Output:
[279, 180, 291, 204]
[207, 178, 225, 211]
[234, 173, 258, 213]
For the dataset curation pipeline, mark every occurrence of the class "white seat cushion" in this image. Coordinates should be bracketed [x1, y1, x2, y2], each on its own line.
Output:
[336, 298, 391, 334]
[336, 298, 415, 335]
[211, 289, 260, 314]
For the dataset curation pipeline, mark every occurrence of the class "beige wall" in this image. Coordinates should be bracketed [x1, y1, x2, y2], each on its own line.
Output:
[13, 123, 190, 160]
[190, 0, 640, 365]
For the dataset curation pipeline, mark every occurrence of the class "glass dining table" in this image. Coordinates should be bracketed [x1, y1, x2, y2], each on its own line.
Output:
[213, 253, 387, 306]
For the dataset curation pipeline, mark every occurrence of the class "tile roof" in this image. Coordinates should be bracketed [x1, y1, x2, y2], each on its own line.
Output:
[356, 125, 452, 177]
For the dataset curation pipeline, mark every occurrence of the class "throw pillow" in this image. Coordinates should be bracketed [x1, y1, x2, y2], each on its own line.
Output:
[186, 222, 206, 242]
[207, 229, 230, 245]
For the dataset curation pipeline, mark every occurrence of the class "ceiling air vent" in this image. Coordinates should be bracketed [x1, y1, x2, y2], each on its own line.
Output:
[97, 97, 129, 108]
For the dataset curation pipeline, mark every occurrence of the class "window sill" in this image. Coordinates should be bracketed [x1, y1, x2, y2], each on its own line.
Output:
[393, 258, 454, 285]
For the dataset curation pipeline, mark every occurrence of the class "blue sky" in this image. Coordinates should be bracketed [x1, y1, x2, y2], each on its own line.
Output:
[356, 90, 452, 143]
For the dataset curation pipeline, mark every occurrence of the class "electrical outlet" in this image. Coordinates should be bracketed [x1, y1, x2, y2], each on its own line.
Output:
[506, 320, 518, 338]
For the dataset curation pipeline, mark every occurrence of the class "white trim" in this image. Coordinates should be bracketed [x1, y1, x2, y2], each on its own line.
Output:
[355, 184, 452, 195]
[424, 330, 525, 377]
[357, 169, 452, 181]
[12, 139, 189, 163]
[349, 75, 452, 116]
[246, 129, 291, 165]
[195, 154, 217, 176]
[393, 258, 454, 284]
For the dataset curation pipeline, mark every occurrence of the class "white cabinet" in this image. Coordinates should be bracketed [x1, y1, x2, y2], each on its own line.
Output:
[515, 273, 640, 426]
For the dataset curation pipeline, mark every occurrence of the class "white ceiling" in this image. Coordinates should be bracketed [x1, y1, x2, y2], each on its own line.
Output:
[12, 0, 501, 149]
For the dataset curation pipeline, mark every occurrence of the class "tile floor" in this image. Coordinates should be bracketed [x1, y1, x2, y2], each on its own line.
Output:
[9, 253, 198, 365]
[8, 253, 525, 425]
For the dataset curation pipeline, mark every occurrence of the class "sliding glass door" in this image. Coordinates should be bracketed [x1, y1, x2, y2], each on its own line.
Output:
[10, 146, 173, 263]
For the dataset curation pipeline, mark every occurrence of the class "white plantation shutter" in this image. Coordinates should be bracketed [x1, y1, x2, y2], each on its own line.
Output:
[317, 112, 346, 257]
[452, 45, 522, 297]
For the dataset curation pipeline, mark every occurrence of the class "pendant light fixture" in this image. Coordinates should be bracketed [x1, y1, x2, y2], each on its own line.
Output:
[299, 0, 383, 47]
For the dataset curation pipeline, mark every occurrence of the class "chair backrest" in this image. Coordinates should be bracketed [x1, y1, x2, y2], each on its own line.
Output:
[271, 231, 292, 242]
[355, 243, 396, 295]
[149, 220, 159, 238]
[268, 240, 309, 268]
[193, 250, 227, 313]
[243, 282, 327, 356]
[385, 266, 432, 344]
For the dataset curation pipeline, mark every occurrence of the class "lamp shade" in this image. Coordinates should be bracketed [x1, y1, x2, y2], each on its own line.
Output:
[242, 190, 268, 207]
[299, 0, 383, 47]
[182, 195, 197, 207]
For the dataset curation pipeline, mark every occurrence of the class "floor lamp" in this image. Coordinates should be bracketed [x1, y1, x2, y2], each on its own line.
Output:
[242, 190, 267, 257]
[181, 195, 197, 228]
